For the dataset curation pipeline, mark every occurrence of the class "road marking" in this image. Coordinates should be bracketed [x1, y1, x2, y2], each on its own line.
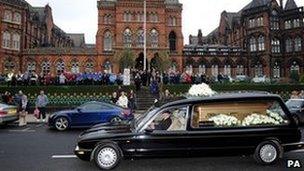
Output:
[52, 155, 77, 159]
[8, 127, 36, 132]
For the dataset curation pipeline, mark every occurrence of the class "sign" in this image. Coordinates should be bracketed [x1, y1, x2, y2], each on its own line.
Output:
[123, 68, 131, 86]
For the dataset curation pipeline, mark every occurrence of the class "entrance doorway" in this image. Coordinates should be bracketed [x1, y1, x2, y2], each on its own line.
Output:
[135, 52, 148, 71]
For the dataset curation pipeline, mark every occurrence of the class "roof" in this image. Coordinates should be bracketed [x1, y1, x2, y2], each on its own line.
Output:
[242, 0, 272, 11]
[284, 0, 298, 10]
[31, 7, 46, 22]
[0, 0, 28, 7]
[23, 47, 97, 55]
[67, 34, 86, 47]
[161, 93, 282, 108]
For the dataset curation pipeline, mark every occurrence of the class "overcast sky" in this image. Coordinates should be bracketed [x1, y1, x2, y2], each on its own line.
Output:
[27, 0, 304, 44]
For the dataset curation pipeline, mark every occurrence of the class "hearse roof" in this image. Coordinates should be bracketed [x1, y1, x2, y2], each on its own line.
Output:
[162, 93, 281, 108]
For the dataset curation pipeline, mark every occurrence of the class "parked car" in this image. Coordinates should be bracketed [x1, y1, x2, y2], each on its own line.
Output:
[48, 101, 133, 131]
[0, 103, 18, 126]
[74, 93, 303, 170]
[286, 99, 304, 125]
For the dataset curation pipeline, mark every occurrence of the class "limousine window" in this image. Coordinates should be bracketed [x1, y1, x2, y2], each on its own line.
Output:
[146, 106, 187, 131]
[191, 100, 289, 128]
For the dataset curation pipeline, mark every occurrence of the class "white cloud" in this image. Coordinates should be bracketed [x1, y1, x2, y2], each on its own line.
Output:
[26, 0, 304, 44]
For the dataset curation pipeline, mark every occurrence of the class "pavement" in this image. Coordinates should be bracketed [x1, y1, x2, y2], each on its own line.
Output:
[0, 124, 304, 171]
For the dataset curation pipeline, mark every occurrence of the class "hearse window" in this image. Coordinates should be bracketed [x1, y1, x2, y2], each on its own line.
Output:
[146, 107, 187, 131]
[191, 100, 289, 129]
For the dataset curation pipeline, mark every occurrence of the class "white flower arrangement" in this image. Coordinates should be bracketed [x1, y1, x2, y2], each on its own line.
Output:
[208, 114, 239, 127]
[242, 113, 280, 126]
[266, 110, 284, 123]
[188, 83, 216, 97]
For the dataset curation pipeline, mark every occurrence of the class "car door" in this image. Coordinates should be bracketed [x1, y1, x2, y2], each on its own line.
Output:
[73, 103, 103, 127]
[134, 106, 191, 157]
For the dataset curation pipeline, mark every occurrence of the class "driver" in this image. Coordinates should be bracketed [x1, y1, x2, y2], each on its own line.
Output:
[150, 111, 172, 130]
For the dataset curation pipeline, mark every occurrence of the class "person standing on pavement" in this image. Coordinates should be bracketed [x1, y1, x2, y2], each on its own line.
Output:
[128, 90, 136, 111]
[18, 91, 28, 126]
[117, 91, 128, 108]
[35, 90, 49, 122]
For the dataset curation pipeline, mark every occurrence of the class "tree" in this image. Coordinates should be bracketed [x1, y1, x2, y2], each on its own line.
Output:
[290, 70, 299, 83]
[114, 49, 135, 70]
[151, 51, 171, 72]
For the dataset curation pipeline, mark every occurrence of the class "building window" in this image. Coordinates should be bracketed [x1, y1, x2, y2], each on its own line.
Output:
[103, 14, 112, 24]
[27, 62, 36, 73]
[236, 65, 244, 76]
[294, 19, 300, 28]
[3, 10, 12, 22]
[290, 61, 300, 75]
[271, 38, 280, 53]
[12, 33, 20, 50]
[249, 19, 255, 28]
[2, 31, 11, 49]
[199, 65, 206, 75]
[71, 60, 79, 73]
[85, 61, 94, 72]
[150, 29, 158, 48]
[56, 61, 65, 75]
[258, 36, 265, 51]
[41, 61, 51, 75]
[254, 63, 263, 77]
[123, 12, 132, 22]
[224, 65, 231, 77]
[4, 59, 15, 72]
[123, 28, 132, 48]
[168, 16, 177, 26]
[103, 31, 112, 51]
[249, 37, 256, 52]
[286, 38, 293, 53]
[136, 29, 144, 47]
[256, 17, 264, 27]
[285, 20, 292, 29]
[211, 65, 219, 78]
[294, 37, 302, 52]
[169, 31, 177, 52]
[149, 13, 158, 22]
[137, 12, 144, 22]
[273, 63, 280, 79]
[13, 12, 21, 24]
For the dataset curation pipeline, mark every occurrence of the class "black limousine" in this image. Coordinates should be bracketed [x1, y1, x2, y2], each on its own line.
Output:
[75, 93, 304, 170]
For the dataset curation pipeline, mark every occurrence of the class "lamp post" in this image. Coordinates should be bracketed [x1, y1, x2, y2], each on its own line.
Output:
[143, 0, 147, 71]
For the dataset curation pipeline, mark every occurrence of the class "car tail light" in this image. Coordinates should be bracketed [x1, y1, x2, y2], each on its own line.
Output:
[121, 109, 131, 116]
[0, 110, 8, 116]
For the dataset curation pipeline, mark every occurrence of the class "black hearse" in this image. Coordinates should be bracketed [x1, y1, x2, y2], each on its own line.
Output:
[75, 93, 303, 170]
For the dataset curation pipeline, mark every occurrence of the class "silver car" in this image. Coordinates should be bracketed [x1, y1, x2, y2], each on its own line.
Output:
[0, 103, 18, 125]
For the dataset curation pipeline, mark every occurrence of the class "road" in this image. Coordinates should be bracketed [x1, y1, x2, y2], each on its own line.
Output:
[0, 124, 303, 171]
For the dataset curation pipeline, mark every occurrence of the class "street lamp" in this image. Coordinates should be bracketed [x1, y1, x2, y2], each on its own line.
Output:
[143, 0, 147, 71]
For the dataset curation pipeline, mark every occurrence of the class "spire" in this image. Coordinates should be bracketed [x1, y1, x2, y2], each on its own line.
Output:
[284, 0, 298, 10]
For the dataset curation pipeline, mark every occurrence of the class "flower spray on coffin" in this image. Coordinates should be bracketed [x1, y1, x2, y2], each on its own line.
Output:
[187, 83, 216, 97]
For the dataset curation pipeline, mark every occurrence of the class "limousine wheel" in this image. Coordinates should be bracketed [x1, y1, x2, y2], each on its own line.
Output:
[94, 143, 121, 170]
[254, 140, 282, 165]
[55, 117, 69, 131]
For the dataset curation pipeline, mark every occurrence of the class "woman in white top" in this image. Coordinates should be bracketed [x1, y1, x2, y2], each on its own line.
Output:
[117, 92, 128, 108]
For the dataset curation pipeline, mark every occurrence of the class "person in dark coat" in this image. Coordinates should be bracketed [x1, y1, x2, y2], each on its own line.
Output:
[111, 92, 118, 104]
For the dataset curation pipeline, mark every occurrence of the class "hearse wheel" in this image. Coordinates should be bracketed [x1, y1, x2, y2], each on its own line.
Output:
[254, 140, 282, 165]
[94, 143, 122, 170]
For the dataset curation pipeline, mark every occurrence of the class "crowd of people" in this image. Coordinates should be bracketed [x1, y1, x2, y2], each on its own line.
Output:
[290, 90, 304, 99]
[0, 69, 229, 87]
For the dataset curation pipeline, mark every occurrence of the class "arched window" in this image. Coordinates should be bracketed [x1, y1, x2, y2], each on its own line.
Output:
[295, 37, 302, 52]
[258, 36, 265, 51]
[2, 31, 11, 48]
[13, 12, 21, 24]
[249, 37, 256, 52]
[85, 61, 94, 73]
[150, 13, 158, 22]
[136, 29, 144, 47]
[169, 31, 177, 52]
[273, 62, 280, 79]
[12, 33, 20, 50]
[4, 59, 15, 72]
[103, 31, 112, 51]
[150, 29, 158, 48]
[3, 10, 12, 21]
[254, 62, 263, 77]
[123, 28, 132, 48]
[56, 61, 65, 75]
[211, 65, 219, 78]
[41, 61, 51, 75]
[286, 38, 293, 52]
[103, 14, 112, 24]
[271, 38, 280, 53]
[290, 61, 300, 75]
[137, 12, 144, 22]
[27, 62, 36, 73]
[168, 16, 177, 26]
[123, 12, 132, 22]
[224, 65, 231, 77]
[236, 65, 244, 76]
[71, 60, 79, 73]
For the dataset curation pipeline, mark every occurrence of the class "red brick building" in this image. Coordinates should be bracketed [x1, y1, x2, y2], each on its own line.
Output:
[0, 0, 184, 75]
[185, 0, 304, 80]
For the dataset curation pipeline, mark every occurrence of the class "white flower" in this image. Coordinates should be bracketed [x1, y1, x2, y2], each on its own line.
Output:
[242, 113, 279, 126]
[188, 83, 216, 97]
[208, 114, 239, 127]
